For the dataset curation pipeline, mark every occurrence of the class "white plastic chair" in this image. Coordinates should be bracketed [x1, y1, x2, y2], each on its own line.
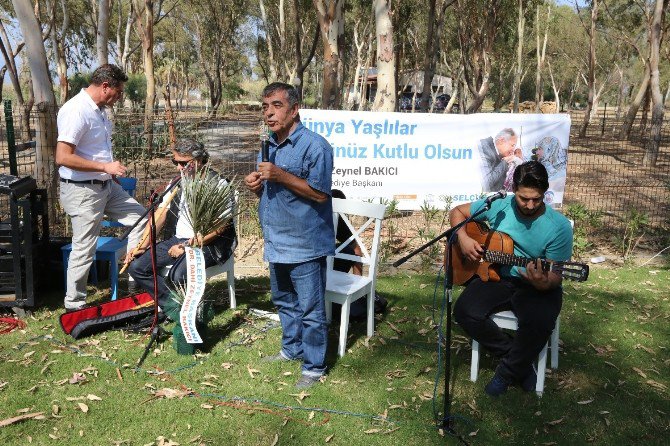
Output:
[470, 311, 560, 396]
[160, 190, 238, 308]
[160, 254, 236, 308]
[469, 219, 572, 396]
[325, 198, 387, 357]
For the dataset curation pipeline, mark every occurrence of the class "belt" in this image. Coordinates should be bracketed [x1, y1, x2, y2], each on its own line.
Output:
[60, 178, 109, 185]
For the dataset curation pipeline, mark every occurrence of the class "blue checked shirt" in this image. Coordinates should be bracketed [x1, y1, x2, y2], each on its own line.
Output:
[258, 123, 335, 263]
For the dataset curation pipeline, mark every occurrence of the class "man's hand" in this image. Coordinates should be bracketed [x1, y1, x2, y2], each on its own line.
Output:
[502, 154, 518, 164]
[257, 162, 284, 182]
[458, 235, 485, 262]
[123, 246, 146, 264]
[188, 234, 204, 247]
[102, 161, 127, 176]
[167, 244, 186, 258]
[244, 171, 263, 194]
[520, 259, 555, 290]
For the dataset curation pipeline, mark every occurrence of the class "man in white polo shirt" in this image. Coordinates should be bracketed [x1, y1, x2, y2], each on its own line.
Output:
[55, 64, 147, 311]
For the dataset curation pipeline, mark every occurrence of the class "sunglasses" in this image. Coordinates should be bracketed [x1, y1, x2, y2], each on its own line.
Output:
[171, 158, 193, 167]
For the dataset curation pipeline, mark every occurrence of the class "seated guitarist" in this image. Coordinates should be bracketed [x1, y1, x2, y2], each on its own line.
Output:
[449, 161, 573, 396]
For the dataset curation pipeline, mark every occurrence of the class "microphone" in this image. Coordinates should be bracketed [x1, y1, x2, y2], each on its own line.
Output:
[485, 190, 507, 205]
[260, 128, 270, 163]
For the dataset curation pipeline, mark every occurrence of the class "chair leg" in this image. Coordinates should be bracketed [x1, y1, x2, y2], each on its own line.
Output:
[470, 340, 480, 382]
[227, 267, 236, 309]
[338, 301, 351, 357]
[550, 318, 560, 369]
[366, 293, 374, 338]
[325, 300, 333, 323]
[536, 342, 549, 396]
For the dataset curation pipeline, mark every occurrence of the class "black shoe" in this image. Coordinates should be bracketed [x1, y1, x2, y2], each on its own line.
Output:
[485, 371, 511, 397]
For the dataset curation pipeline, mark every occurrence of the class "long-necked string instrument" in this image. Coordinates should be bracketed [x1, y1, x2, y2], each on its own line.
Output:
[119, 180, 181, 274]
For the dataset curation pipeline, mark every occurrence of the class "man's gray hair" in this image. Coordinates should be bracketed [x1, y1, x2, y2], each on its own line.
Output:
[494, 128, 516, 143]
[90, 64, 128, 88]
[262, 82, 300, 107]
[174, 138, 209, 164]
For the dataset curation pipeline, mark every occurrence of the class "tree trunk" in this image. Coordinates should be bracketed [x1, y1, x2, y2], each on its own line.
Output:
[313, 0, 344, 109]
[547, 60, 560, 113]
[259, 0, 278, 80]
[292, 1, 319, 101]
[134, 0, 155, 149]
[47, 0, 69, 104]
[512, 0, 525, 113]
[97, 0, 110, 64]
[419, 0, 437, 111]
[11, 0, 59, 215]
[372, 0, 396, 111]
[578, 0, 597, 138]
[535, 5, 550, 111]
[347, 20, 368, 110]
[620, 64, 651, 138]
[643, 0, 667, 167]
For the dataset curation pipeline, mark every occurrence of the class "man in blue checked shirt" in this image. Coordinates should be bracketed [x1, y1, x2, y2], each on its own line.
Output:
[244, 82, 335, 389]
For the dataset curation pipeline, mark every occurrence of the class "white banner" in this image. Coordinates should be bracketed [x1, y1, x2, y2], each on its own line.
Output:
[300, 110, 570, 210]
[179, 246, 207, 344]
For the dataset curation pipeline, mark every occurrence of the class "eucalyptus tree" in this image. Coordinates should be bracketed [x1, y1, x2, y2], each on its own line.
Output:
[11, 0, 59, 211]
[372, 0, 395, 111]
[313, 0, 344, 108]
[453, 0, 517, 113]
[419, 0, 455, 111]
[604, 0, 669, 162]
[181, 0, 249, 116]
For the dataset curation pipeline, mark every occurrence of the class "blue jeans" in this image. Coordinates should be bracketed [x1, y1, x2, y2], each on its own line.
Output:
[269, 257, 328, 377]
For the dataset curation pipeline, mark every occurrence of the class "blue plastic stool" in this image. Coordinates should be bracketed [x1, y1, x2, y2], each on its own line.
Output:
[61, 237, 127, 301]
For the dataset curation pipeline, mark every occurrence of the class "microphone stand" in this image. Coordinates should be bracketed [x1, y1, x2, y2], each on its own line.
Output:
[393, 203, 490, 436]
[117, 176, 181, 366]
[135, 189, 164, 367]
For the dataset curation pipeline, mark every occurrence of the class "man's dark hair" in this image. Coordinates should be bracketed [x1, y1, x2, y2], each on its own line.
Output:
[262, 82, 300, 107]
[512, 161, 549, 193]
[332, 189, 346, 199]
[90, 64, 128, 88]
[174, 138, 209, 164]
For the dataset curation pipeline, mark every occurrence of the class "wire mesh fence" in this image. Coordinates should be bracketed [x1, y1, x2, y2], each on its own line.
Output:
[0, 103, 668, 250]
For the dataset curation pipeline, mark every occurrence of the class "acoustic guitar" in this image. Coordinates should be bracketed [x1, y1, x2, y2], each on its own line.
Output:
[449, 221, 589, 285]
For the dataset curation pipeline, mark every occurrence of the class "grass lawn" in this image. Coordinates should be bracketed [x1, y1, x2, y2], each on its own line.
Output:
[0, 265, 668, 445]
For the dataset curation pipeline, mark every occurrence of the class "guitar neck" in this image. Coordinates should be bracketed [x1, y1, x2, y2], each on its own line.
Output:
[484, 250, 546, 269]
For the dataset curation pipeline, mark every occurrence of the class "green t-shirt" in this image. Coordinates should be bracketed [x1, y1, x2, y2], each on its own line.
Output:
[470, 195, 573, 279]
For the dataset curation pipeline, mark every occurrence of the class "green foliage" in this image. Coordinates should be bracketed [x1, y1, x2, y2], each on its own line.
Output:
[619, 209, 649, 261]
[124, 74, 147, 108]
[302, 96, 318, 108]
[419, 200, 440, 227]
[222, 82, 246, 101]
[181, 167, 237, 243]
[67, 73, 91, 100]
[565, 203, 603, 258]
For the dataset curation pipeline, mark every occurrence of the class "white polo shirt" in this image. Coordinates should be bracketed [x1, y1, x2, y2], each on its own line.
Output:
[57, 89, 113, 181]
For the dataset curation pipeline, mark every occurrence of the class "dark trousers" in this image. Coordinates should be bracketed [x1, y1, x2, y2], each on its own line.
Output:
[454, 277, 562, 383]
[128, 236, 219, 309]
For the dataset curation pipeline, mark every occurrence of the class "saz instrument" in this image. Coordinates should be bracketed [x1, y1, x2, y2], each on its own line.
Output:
[450, 221, 589, 285]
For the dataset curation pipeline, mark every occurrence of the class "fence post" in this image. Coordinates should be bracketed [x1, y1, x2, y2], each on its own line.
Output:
[3, 100, 18, 176]
[601, 102, 607, 136]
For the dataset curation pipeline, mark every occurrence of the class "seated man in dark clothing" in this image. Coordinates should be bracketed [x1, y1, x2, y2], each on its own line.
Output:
[125, 138, 237, 317]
